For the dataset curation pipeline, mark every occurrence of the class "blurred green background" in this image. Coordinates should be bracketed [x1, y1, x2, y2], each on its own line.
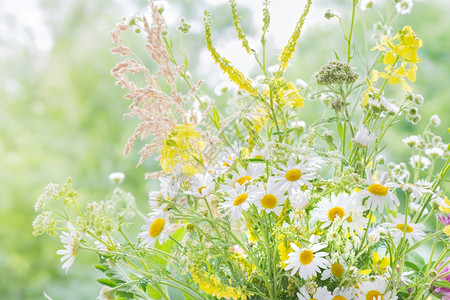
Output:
[0, 0, 448, 299]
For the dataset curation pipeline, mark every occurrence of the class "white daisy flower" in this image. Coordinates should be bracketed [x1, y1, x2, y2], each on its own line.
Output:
[400, 182, 429, 198]
[95, 235, 121, 252]
[353, 169, 399, 213]
[395, 0, 413, 15]
[56, 222, 80, 273]
[311, 194, 354, 229]
[352, 124, 376, 148]
[252, 180, 287, 215]
[186, 173, 214, 198]
[221, 163, 265, 192]
[384, 213, 425, 245]
[217, 142, 240, 170]
[138, 211, 170, 248]
[331, 287, 356, 300]
[345, 192, 369, 233]
[284, 242, 329, 279]
[409, 202, 428, 215]
[289, 189, 308, 210]
[159, 176, 179, 200]
[249, 148, 267, 160]
[272, 156, 317, 193]
[409, 155, 431, 170]
[360, 0, 377, 11]
[297, 286, 332, 300]
[356, 277, 398, 300]
[220, 183, 257, 220]
[321, 257, 346, 280]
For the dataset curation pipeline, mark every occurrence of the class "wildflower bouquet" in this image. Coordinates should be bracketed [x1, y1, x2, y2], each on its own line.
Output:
[33, 0, 450, 299]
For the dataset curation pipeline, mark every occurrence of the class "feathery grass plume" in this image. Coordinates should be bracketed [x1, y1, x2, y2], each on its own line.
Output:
[110, 1, 192, 167]
[204, 11, 259, 97]
[229, 0, 252, 55]
[277, 0, 312, 73]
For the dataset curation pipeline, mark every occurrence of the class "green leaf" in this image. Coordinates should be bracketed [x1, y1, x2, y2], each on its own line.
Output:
[97, 278, 118, 288]
[213, 108, 220, 128]
[433, 280, 450, 288]
[146, 286, 162, 299]
[248, 158, 265, 162]
[94, 264, 108, 272]
[333, 49, 340, 60]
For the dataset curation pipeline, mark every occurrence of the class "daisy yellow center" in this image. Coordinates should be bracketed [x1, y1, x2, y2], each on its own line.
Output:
[261, 194, 277, 209]
[223, 162, 230, 167]
[254, 155, 264, 159]
[234, 193, 248, 206]
[149, 218, 165, 238]
[311, 299, 318, 300]
[328, 207, 345, 221]
[299, 249, 314, 265]
[366, 290, 383, 300]
[346, 215, 353, 223]
[233, 176, 252, 188]
[198, 186, 206, 194]
[331, 262, 344, 277]
[396, 223, 414, 233]
[332, 297, 347, 300]
[368, 184, 389, 196]
[285, 169, 302, 181]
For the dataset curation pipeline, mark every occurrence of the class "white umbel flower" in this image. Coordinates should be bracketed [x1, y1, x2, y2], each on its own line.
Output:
[56, 222, 80, 273]
[297, 286, 332, 300]
[138, 211, 170, 248]
[384, 213, 425, 245]
[353, 169, 399, 213]
[356, 277, 398, 300]
[284, 242, 329, 279]
[352, 124, 376, 148]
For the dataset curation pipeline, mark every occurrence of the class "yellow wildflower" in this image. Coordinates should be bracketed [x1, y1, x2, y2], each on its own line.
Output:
[439, 196, 450, 213]
[160, 124, 204, 176]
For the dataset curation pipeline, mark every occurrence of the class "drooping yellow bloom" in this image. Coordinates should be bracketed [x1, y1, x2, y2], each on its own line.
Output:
[160, 124, 205, 176]
[439, 196, 450, 213]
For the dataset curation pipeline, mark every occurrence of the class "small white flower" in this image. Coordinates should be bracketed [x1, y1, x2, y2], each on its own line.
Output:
[297, 286, 332, 300]
[284, 242, 329, 279]
[56, 222, 80, 273]
[356, 278, 398, 300]
[289, 120, 306, 130]
[108, 172, 125, 184]
[402, 135, 421, 148]
[360, 0, 377, 11]
[368, 226, 386, 244]
[159, 176, 179, 200]
[352, 124, 376, 148]
[95, 236, 121, 252]
[429, 114, 441, 127]
[267, 64, 279, 74]
[409, 155, 431, 170]
[217, 142, 240, 171]
[138, 211, 170, 248]
[395, 0, 413, 15]
[425, 147, 444, 159]
[401, 182, 429, 198]
[35, 183, 59, 211]
[353, 169, 399, 213]
[384, 213, 425, 245]
[295, 78, 308, 89]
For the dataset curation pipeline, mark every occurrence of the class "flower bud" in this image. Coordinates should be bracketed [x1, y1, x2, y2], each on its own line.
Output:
[408, 107, 418, 116]
[430, 114, 441, 127]
[414, 94, 424, 106]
